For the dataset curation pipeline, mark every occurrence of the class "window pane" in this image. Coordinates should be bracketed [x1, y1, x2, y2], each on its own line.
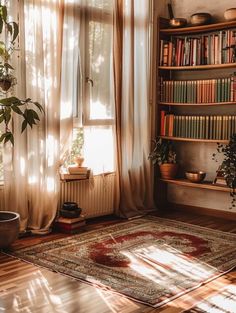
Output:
[87, 12, 114, 121]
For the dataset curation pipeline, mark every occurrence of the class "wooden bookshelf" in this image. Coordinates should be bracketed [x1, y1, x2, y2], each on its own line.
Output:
[159, 63, 236, 71]
[160, 136, 229, 143]
[160, 20, 236, 35]
[155, 17, 236, 213]
[160, 178, 229, 192]
[159, 101, 236, 106]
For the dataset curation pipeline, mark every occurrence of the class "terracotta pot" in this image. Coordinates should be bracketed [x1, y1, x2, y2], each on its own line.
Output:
[0, 211, 20, 249]
[73, 156, 84, 167]
[159, 163, 178, 179]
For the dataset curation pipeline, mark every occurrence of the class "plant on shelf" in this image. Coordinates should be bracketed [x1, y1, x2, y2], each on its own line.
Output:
[0, 4, 43, 145]
[148, 137, 178, 179]
[212, 133, 236, 209]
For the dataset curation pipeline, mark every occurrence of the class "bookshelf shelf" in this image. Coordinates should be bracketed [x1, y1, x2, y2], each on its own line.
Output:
[160, 178, 229, 192]
[160, 20, 236, 35]
[159, 63, 236, 71]
[160, 136, 229, 143]
[159, 101, 236, 106]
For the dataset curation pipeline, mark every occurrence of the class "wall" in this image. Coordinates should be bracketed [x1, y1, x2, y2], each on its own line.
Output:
[156, 0, 236, 212]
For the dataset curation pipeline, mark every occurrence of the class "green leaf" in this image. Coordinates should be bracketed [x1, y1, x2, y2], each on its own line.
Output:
[0, 17, 3, 34]
[0, 132, 7, 143]
[4, 132, 14, 145]
[1, 6, 7, 23]
[6, 23, 12, 35]
[21, 119, 27, 133]
[4, 62, 14, 70]
[33, 101, 44, 113]
[12, 105, 23, 115]
[11, 22, 19, 42]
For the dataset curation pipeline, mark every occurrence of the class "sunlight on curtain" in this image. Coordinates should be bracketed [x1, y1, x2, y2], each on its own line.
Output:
[2, 0, 63, 233]
[114, 0, 155, 217]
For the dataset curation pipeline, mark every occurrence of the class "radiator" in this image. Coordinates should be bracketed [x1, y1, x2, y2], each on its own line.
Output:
[60, 173, 116, 218]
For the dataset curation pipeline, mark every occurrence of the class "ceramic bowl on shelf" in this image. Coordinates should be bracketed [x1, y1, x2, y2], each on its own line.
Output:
[169, 18, 187, 28]
[224, 8, 236, 21]
[185, 171, 206, 183]
[190, 13, 212, 26]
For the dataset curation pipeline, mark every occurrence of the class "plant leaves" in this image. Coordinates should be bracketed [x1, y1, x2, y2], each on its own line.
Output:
[21, 119, 27, 133]
[1, 6, 7, 23]
[11, 22, 19, 42]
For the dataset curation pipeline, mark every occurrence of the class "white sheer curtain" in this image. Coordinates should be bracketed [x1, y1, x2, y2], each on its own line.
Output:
[114, 0, 155, 217]
[3, 0, 64, 233]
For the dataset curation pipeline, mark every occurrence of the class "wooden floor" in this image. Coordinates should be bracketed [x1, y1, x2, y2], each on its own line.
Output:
[0, 211, 236, 313]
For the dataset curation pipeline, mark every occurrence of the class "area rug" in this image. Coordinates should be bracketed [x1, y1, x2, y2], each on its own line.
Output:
[9, 216, 236, 307]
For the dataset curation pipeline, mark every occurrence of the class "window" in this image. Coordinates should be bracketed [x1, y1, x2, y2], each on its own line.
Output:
[73, 0, 115, 175]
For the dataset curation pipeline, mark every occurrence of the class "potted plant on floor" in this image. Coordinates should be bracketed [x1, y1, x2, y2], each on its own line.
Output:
[212, 133, 236, 209]
[148, 137, 178, 179]
[0, 4, 44, 249]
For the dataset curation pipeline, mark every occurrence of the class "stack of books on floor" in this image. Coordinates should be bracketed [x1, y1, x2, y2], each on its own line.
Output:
[55, 215, 86, 234]
[60, 166, 90, 181]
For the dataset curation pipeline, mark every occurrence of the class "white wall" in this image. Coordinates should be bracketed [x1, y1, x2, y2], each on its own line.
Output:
[156, 0, 236, 212]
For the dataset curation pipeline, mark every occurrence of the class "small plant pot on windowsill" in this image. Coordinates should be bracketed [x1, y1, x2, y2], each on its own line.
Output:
[159, 163, 178, 179]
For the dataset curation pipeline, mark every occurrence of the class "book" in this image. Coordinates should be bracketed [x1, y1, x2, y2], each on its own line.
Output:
[56, 220, 86, 230]
[67, 165, 88, 174]
[60, 173, 88, 181]
[56, 215, 85, 224]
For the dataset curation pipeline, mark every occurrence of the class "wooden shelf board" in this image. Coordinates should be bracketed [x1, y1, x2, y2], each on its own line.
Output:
[159, 101, 236, 106]
[160, 178, 229, 192]
[160, 136, 229, 143]
[160, 20, 236, 35]
[159, 63, 236, 70]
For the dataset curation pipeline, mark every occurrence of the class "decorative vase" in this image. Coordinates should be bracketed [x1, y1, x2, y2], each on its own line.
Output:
[0, 211, 20, 249]
[159, 163, 178, 179]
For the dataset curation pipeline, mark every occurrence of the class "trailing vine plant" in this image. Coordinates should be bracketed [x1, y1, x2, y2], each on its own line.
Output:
[0, 3, 43, 145]
[212, 133, 236, 209]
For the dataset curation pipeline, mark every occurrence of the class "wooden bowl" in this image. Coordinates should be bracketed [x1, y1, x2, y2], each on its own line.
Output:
[185, 171, 206, 183]
[190, 13, 212, 26]
[224, 8, 236, 21]
[169, 18, 187, 28]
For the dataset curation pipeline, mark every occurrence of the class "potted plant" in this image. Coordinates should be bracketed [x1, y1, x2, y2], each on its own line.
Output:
[212, 133, 236, 209]
[0, 4, 43, 248]
[148, 137, 178, 179]
[0, 4, 44, 145]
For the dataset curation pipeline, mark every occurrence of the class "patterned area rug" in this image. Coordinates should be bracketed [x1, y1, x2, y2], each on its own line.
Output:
[10, 216, 236, 307]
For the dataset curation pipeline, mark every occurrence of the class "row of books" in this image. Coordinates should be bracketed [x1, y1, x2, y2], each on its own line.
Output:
[160, 76, 236, 104]
[160, 29, 236, 67]
[160, 112, 236, 140]
[55, 215, 86, 234]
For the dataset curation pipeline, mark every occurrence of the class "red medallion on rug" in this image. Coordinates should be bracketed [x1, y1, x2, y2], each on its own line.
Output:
[10, 216, 236, 307]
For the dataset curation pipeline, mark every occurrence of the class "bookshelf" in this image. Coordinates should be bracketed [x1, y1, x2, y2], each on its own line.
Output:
[156, 17, 236, 213]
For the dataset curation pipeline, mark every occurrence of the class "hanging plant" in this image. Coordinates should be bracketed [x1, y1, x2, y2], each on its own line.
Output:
[212, 133, 236, 209]
[0, 3, 43, 145]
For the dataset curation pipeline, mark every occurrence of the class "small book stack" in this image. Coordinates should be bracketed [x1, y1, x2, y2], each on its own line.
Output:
[55, 215, 86, 234]
[60, 166, 90, 181]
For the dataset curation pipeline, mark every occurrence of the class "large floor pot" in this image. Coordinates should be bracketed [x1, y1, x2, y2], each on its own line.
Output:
[0, 211, 20, 249]
[159, 163, 178, 179]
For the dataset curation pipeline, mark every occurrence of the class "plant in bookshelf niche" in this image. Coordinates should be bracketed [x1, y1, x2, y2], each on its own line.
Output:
[148, 137, 178, 179]
[212, 134, 236, 209]
[0, 4, 44, 145]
